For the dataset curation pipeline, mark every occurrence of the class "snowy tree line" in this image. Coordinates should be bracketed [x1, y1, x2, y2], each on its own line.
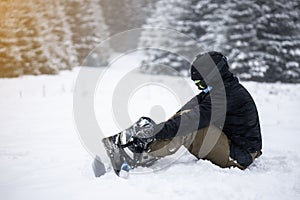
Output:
[140, 0, 300, 83]
[0, 0, 111, 77]
[0, 0, 299, 82]
[0, 0, 155, 78]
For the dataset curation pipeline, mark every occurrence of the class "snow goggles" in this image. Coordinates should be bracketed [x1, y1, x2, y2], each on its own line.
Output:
[194, 79, 207, 90]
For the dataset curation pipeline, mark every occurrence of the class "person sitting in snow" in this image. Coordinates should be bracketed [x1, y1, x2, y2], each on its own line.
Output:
[106, 51, 262, 172]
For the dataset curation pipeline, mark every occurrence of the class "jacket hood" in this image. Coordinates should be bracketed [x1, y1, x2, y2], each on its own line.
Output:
[191, 51, 235, 87]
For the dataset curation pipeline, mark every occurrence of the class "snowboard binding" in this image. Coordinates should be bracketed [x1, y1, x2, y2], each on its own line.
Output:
[102, 117, 158, 177]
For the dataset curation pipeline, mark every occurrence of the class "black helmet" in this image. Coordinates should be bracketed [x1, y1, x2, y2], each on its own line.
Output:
[190, 51, 229, 89]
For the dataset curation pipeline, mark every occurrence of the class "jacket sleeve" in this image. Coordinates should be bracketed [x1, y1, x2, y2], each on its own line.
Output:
[175, 92, 206, 113]
[154, 92, 212, 140]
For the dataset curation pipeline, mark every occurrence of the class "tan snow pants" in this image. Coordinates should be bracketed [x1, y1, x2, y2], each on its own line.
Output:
[148, 125, 260, 169]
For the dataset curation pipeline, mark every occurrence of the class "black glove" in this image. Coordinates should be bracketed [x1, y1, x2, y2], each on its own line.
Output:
[130, 135, 156, 153]
[120, 117, 157, 153]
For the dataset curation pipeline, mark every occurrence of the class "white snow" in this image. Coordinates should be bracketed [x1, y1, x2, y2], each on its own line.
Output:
[1, 53, 300, 200]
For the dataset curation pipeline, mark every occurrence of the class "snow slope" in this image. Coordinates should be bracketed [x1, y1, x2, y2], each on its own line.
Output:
[1, 54, 300, 200]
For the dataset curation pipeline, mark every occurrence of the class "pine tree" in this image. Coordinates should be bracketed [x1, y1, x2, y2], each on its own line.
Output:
[0, 1, 23, 77]
[40, 0, 78, 71]
[139, 0, 198, 76]
[100, 0, 155, 52]
[63, 0, 111, 66]
[220, 0, 300, 82]
[139, 0, 226, 76]
[195, 0, 228, 52]
[139, 0, 300, 82]
[256, 0, 300, 82]
[223, 0, 262, 80]
[100, 0, 155, 35]
[35, 0, 78, 74]
[0, 0, 54, 76]
[0, 0, 78, 77]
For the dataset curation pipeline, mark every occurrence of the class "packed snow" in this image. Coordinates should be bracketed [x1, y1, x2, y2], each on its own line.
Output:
[1, 53, 300, 200]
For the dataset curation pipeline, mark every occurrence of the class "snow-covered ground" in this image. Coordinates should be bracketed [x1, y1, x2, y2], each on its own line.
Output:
[1, 54, 300, 200]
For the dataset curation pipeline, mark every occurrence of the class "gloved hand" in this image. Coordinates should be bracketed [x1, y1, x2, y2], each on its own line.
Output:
[130, 135, 156, 153]
[120, 117, 157, 153]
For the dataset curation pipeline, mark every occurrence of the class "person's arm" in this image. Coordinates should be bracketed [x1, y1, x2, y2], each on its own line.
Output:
[173, 92, 206, 115]
[154, 92, 211, 139]
[128, 92, 211, 152]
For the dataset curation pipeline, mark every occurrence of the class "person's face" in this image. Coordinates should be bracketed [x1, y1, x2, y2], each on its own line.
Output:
[194, 79, 207, 90]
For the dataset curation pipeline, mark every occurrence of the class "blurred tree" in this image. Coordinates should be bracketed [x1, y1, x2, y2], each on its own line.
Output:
[0, 0, 112, 78]
[63, 0, 111, 66]
[139, 0, 226, 76]
[139, 0, 300, 82]
[224, 0, 300, 82]
[0, 0, 78, 77]
[100, 0, 156, 51]
[100, 0, 155, 35]
[195, 0, 228, 52]
[256, 0, 300, 82]
[223, 0, 263, 80]
[139, 0, 197, 75]
[37, 0, 78, 73]
[0, 1, 23, 77]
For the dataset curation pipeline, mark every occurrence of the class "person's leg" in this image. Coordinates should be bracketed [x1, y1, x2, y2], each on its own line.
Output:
[147, 126, 229, 166]
[185, 126, 244, 169]
[148, 126, 228, 163]
[148, 125, 244, 169]
[147, 131, 197, 158]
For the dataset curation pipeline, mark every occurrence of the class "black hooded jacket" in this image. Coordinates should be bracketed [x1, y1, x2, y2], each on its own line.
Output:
[154, 72, 262, 168]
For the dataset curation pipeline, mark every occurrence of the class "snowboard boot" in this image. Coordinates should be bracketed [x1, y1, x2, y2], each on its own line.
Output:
[102, 133, 158, 174]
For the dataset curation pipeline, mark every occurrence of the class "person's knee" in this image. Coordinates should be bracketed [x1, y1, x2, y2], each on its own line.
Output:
[148, 138, 182, 157]
[188, 126, 228, 158]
